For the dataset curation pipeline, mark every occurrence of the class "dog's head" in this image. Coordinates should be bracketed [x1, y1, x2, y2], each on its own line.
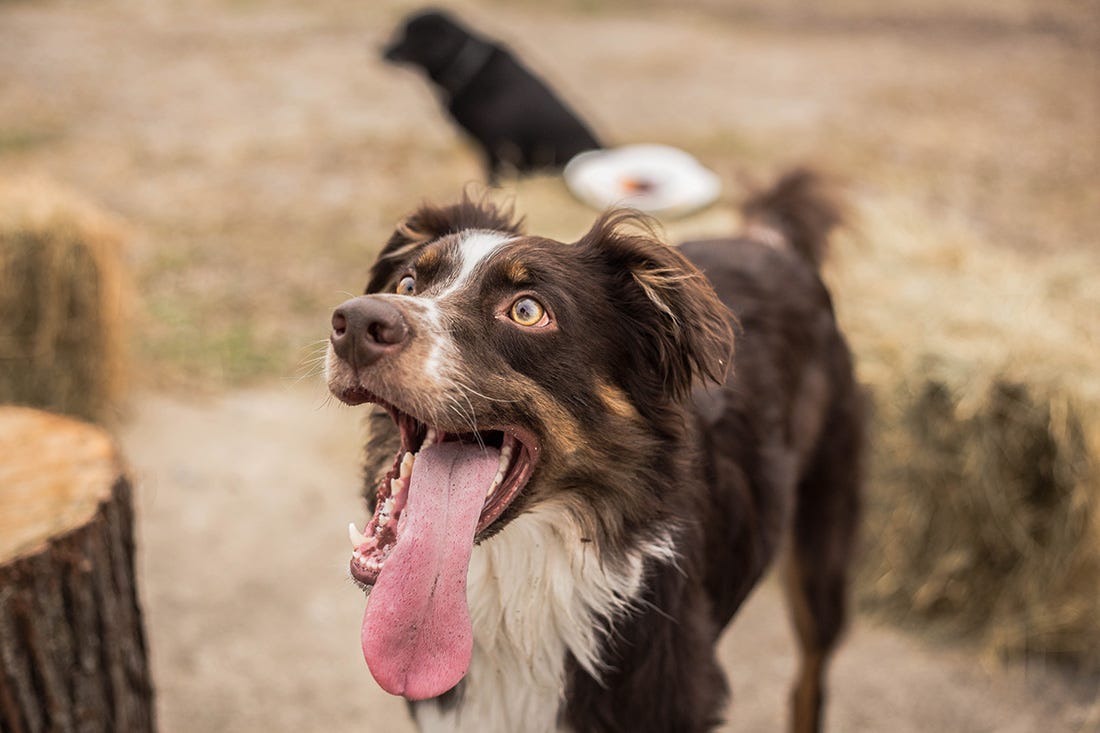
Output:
[326, 197, 732, 699]
[382, 9, 472, 73]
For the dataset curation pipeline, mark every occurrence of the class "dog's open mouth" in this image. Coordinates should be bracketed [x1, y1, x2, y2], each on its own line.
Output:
[346, 401, 537, 587]
[338, 389, 538, 700]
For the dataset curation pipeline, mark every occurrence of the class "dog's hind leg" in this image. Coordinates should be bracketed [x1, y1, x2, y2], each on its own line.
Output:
[782, 384, 862, 733]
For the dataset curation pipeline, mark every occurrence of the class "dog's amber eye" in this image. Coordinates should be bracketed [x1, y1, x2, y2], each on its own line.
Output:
[509, 297, 546, 327]
[396, 275, 416, 295]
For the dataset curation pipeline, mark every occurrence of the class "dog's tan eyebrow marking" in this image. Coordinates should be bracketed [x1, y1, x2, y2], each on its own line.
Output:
[503, 259, 531, 284]
[414, 245, 443, 274]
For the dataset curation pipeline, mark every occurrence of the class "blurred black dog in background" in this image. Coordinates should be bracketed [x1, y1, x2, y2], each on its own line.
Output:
[383, 9, 603, 182]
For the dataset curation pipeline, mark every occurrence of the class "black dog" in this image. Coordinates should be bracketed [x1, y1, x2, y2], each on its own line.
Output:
[383, 9, 603, 182]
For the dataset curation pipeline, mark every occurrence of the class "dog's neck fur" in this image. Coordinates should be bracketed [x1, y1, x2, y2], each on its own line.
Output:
[412, 501, 672, 733]
[434, 36, 495, 99]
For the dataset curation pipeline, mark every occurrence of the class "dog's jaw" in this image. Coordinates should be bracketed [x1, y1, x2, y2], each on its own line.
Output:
[344, 399, 540, 587]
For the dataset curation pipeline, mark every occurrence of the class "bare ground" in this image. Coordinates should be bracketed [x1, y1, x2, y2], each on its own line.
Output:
[1, 0, 1096, 385]
[121, 384, 1100, 732]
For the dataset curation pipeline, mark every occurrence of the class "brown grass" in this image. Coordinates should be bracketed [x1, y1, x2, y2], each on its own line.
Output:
[0, 177, 128, 423]
[830, 193, 1100, 668]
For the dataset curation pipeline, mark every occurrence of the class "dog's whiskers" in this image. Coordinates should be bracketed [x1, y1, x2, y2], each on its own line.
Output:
[443, 392, 481, 439]
[293, 343, 333, 384]
[450, 375, 521, 405]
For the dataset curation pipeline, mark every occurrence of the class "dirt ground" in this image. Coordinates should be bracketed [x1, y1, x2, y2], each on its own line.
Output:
[1, 0, 1096, 385]
[120, 384, 1100, 732]
[3, 0, 1099, 730]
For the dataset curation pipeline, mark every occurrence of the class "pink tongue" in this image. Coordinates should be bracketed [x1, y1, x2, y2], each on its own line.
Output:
[361, 441, 500, 700]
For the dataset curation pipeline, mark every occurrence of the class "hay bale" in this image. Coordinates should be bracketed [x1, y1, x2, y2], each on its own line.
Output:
[830, 193, 1100, 669]
[0, 178, 128, 423]
[861, 369, 1100, 666]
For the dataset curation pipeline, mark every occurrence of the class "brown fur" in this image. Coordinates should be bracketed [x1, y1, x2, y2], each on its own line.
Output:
[333, 169, 861, 732]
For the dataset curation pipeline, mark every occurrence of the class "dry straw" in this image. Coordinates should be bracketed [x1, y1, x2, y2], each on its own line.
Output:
[0, 177, 128, 423]
[831, 192, 1100, 669]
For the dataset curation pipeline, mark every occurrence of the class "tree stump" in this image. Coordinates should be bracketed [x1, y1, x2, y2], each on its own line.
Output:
[0, 407, 154, 733]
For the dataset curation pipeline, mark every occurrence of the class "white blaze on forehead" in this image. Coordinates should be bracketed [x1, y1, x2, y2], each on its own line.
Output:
[437, 230, 514, 297]
[375, 231, 512, 391]
[395, 296, 455, 386]
[420, 300, 451, 383]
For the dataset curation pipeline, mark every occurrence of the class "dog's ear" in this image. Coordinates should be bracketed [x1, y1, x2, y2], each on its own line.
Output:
[366, 196, 524, 294]
[578, 212, 735, 400]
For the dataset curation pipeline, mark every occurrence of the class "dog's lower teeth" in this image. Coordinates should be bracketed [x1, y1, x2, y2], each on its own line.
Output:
[487, 471, 506, 498]
[400, 451, 414, 478]
[484, 439, 514, 498]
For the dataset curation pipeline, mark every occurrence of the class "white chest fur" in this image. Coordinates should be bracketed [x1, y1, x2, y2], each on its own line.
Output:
[414, 503, 668, 733]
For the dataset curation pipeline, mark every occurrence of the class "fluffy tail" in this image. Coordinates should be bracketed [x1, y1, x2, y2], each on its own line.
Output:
[741, 168, 844, 270]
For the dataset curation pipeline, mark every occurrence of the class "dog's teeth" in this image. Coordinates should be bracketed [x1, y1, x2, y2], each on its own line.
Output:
[348, 522, 369, 548]
[390, 477, 403, 495]
[485, 442, 514, 499]
[424, 427, 438, 446]
[400, 452, 414, 478]
[497, 443, 513, 472]
[381, 497, 395, 516]
[486, 471, 505, 498]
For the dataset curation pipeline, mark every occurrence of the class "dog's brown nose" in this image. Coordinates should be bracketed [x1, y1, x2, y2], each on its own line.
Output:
[331, 296, 409, 367]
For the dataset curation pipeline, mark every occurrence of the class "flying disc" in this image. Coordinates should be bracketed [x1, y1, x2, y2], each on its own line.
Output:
[563, 144, 721, 217]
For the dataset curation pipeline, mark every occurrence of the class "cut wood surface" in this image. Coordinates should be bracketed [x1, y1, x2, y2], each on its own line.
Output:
[0, 407, 154, 733]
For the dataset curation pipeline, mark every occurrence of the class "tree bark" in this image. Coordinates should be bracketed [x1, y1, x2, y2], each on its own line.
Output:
[0, 407, 154, 733]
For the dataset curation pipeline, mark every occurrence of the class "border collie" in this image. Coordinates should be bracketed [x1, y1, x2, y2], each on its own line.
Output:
[382, 9, 603, 182]
[326, 170, 862, 733]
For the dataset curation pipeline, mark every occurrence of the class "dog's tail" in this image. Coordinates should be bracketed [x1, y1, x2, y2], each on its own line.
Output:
[741, 168, 843, 270]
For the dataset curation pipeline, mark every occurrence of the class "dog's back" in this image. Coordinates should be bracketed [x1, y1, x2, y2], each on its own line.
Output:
[383, 9, 602, 180]
[448, 48, 602, 174]
[686, 170, 862, 732]
[562, 171, 862, 733]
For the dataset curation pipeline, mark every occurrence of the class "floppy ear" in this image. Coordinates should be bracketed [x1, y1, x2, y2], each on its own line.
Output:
[365, 195, 524, 294]
[578, 211, 735, 401]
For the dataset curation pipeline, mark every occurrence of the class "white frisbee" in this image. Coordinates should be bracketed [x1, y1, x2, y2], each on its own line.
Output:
[563, 144, 721, 217]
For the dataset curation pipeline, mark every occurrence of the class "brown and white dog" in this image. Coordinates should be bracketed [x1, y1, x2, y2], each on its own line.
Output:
[326, 170, 862, 733]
